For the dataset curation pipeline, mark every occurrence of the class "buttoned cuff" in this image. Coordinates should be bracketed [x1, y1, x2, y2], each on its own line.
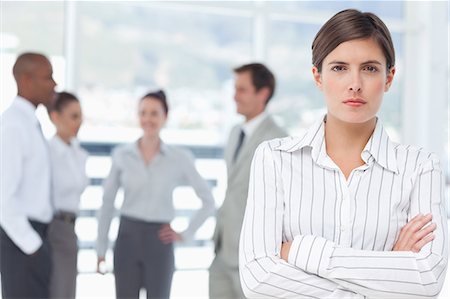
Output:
[288, 235, 334, 277]
[180, 229, 194, 242]
[96, 241, 108, 258]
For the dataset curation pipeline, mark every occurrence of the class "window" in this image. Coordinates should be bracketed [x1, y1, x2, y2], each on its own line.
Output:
[76, 2, 253, 145]
[0, 1, 65, 113]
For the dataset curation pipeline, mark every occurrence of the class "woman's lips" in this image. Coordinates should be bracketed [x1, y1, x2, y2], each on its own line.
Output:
[343, 98, 366, 107]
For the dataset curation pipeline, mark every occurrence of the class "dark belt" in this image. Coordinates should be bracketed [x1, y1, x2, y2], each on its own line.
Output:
[54, 211, 76, 224]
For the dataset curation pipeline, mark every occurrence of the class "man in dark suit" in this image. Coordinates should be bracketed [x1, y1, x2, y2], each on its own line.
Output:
[209, 63, 287, 298]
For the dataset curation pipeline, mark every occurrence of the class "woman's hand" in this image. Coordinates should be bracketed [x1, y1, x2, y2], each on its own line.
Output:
[97, 256, 106, 274]
[281, 241, 292, 262]
[393, 213, 436, 252]
[158, 224, 182, 244]
[280, 214, 434, 263]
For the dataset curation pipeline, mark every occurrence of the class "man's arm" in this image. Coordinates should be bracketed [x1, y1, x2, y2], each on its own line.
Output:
[0, 123, 43, 254]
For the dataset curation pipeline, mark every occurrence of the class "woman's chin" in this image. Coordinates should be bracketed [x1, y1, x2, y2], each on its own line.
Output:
[142, 130, 159, 138]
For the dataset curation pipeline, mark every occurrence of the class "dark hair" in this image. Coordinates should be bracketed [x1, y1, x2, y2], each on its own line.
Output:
[141, 90, 169, 114]
[312, 9, 395, 72]
[233, 63, 276, 104]
[49, 91, 79, 113]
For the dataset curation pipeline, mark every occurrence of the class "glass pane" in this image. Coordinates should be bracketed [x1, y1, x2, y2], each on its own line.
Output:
[170, 1, 255, 9]
[379, 31, 403, 142]
[76, 2, 252, 144]
[0, 1, 65, 112]
[269, 1, 404, 19]
[267, 21, 323, 135]
[1, 1, 65, 55]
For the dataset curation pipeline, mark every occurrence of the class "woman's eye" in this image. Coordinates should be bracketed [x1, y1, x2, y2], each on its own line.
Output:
[364, 66, 378, 72]
[331, 65, 346, 72]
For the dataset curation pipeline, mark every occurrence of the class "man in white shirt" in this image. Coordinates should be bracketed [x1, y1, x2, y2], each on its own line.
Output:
[209, 63, 287, 299]
[0, 52, 56, 298]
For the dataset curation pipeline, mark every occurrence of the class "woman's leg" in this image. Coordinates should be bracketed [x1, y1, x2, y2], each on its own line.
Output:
[142, 223, 174, 299]
[48, 218, 78, 299]
[114, 217, 143, 299]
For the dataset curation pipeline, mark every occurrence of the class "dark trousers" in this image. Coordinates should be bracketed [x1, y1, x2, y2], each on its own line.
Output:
[0, 220, 52, 299]
[114, 216, 174, 299]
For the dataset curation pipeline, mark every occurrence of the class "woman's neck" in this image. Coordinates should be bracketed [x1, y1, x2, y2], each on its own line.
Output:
[138, 135, 161, 165]
[140, 135, 160, 150]
[324, 115, 376, 179]
[325, 115, 376, 154]
[57, 132, 72, 145]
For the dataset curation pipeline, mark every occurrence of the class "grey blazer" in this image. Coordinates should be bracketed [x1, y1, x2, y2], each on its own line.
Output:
[213, 116, 287, 268]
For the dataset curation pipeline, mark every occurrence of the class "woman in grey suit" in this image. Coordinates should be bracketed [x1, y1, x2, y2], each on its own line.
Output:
[96, 90, 215, 299]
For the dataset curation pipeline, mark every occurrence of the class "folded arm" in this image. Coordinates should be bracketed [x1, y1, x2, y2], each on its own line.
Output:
[240, 142, 363, 298]
[283, 154, 448, 298]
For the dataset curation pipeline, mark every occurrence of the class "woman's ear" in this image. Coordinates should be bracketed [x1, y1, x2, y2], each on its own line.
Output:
[384, 66, 396, 92]
[49, 110, 59, 125]
[312, 66, 322, 90]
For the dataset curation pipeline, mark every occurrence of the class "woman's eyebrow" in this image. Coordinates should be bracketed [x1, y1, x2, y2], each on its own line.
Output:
[328, 60, 382, 65]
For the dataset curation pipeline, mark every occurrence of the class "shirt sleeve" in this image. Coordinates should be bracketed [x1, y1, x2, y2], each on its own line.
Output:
[179, 150, 215, 241]
[240, 141, 363, 298]
[0, 122, 43, 254]
[287, 154, 448, 298]
[96, 149, 121, 257]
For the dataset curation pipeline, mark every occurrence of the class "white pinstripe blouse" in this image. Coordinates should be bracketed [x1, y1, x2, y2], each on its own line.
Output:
[239, 117, 448, 298]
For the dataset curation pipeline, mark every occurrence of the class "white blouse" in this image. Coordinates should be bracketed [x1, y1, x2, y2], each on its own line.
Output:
[49, 135, 89, 214]
[96, 141, 215, 257]
[240, 117, 448, 298]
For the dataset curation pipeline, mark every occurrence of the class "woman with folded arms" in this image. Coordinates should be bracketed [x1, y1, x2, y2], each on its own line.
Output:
[47, 91, 89, 299]
[240, 9, 447, 298]
[96, 90, 215, 299]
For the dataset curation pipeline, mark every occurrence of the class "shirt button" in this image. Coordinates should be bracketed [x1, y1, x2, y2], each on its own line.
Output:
[340, 226, 346, 232]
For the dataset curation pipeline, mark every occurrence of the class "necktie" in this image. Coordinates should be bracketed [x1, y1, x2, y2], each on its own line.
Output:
[233, 129, 245, 162]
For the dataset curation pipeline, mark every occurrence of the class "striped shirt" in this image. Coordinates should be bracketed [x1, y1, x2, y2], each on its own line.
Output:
[239, 116, 448, 298]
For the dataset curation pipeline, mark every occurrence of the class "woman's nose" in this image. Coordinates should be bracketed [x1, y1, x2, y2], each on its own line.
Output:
[348, 72, 362, 93]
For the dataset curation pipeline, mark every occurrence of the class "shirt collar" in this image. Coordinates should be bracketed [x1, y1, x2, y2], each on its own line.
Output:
[159, 141, 169, 155]
[131, 138, 168, 156]
[51, 135, 79, 154]
[51, 135, 70, 154]
[241, 111, 268, 138]
[14, 96, 39, 125]
[275, 116, 325, 154]
[276, 115, 399, 174]
[361, 119, 399, 174]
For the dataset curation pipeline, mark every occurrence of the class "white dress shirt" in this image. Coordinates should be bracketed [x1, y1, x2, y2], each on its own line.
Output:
[242, 112, 269, 140]
[0, 96, 53, 254]
[49, 135, 89, 214]
[97, 140, 215, 257]
[240, 116, 448, 298]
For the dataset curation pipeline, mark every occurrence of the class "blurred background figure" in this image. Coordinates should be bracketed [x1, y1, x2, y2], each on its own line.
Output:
[209, 63, 287, 299]
[47, 91, 89, 299]
[96, 90, 215, 299]
[0, 52, 56, 299]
